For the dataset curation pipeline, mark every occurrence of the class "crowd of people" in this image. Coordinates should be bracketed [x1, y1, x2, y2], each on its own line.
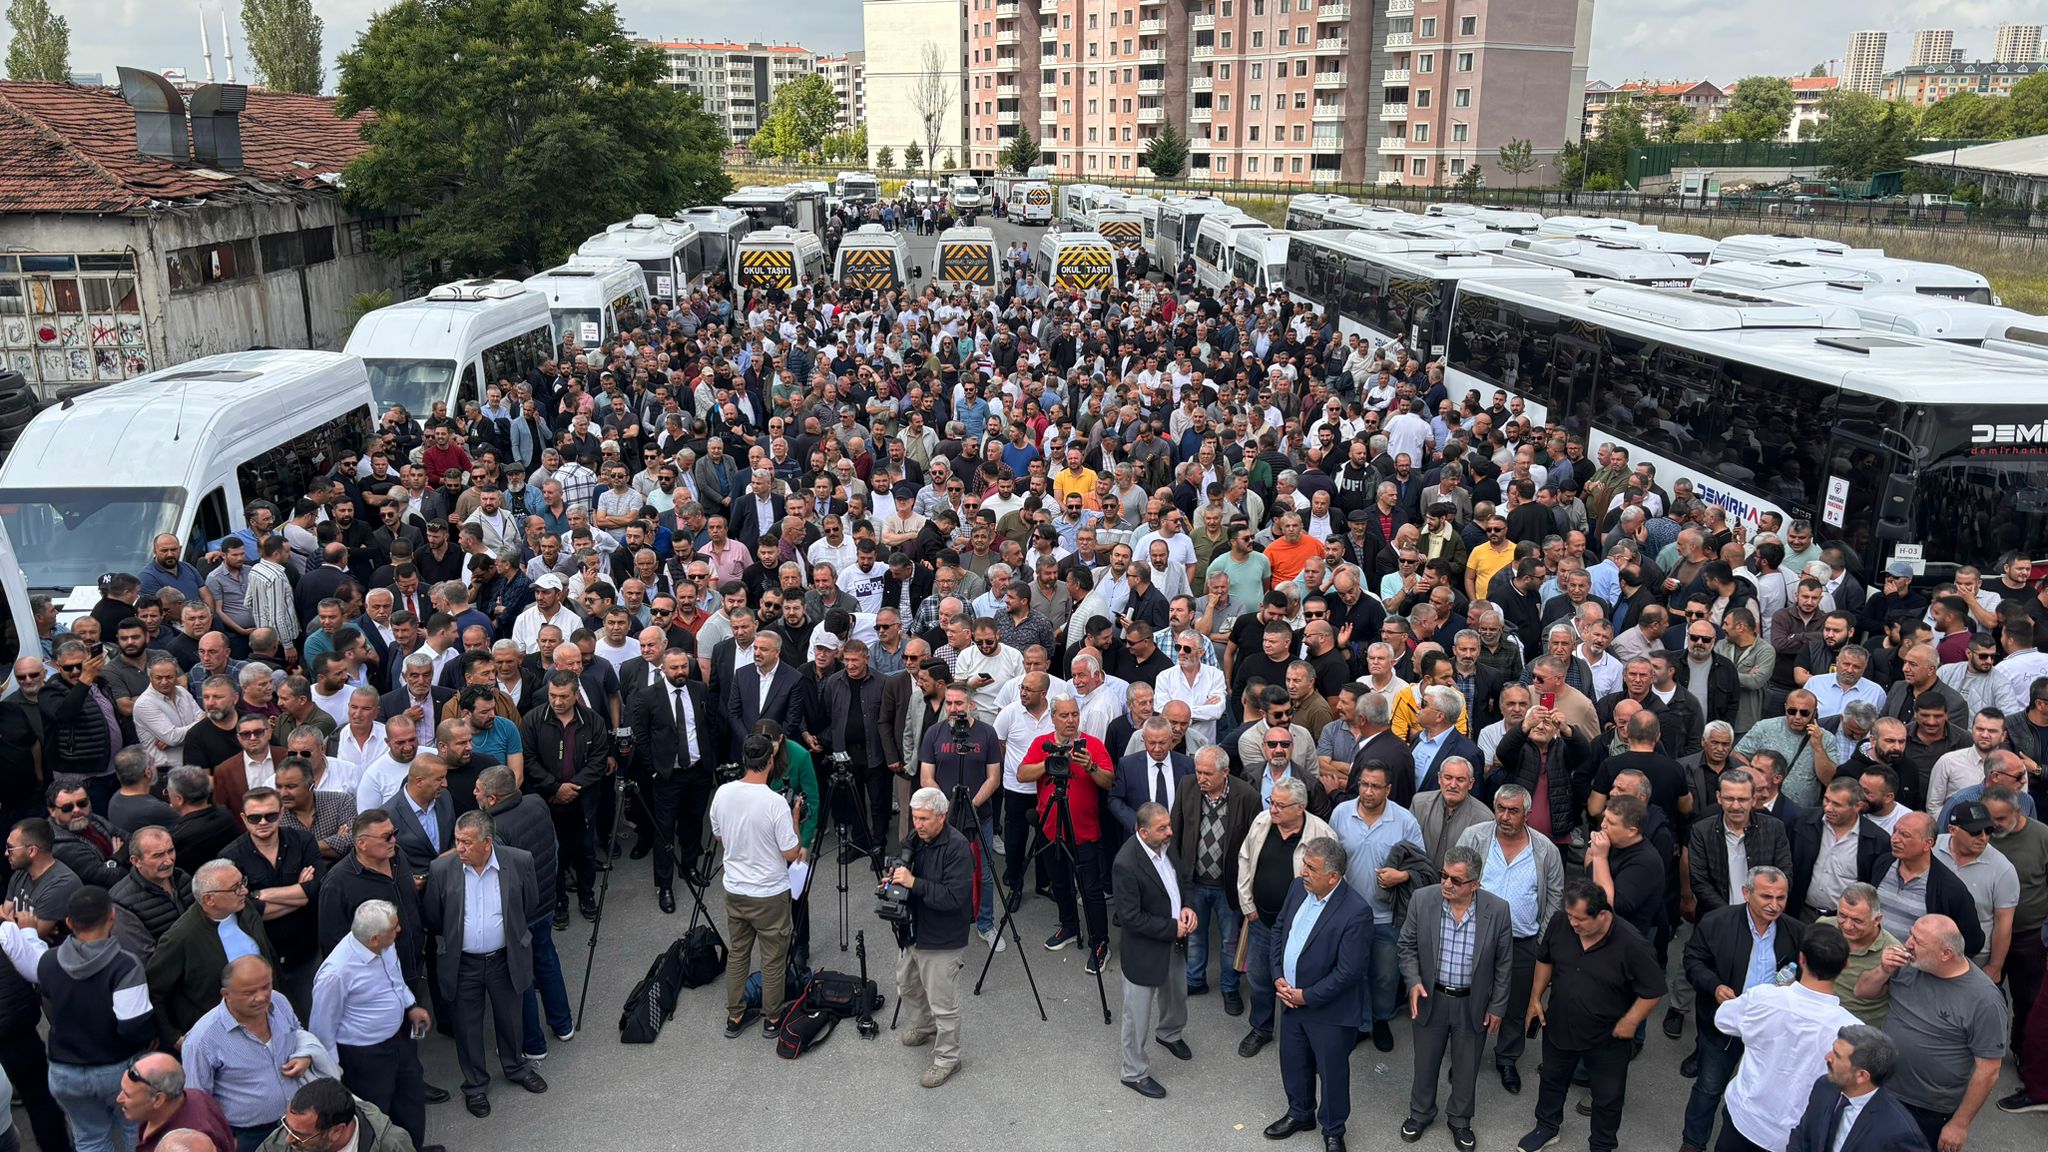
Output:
[1, 215, 2045, 1152]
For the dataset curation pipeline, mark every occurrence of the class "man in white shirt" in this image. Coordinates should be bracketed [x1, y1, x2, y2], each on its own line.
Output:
[1712, 922, 1861, 1152]
[708, 734, 803, 1036]
[510, 575, 581, 654]
[133, 655, 204, 771]
[1151, 628, 1228, 744]
[329, 688, 389, 781]
[356, 715, 422, 814]
[953, 620, 1023, 724]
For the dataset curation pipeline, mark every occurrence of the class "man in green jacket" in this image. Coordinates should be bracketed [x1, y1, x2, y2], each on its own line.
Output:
[258, 1077, 422, 1152]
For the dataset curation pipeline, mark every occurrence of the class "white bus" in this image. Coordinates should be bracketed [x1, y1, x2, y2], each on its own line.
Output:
[1153, 195, 1229, 270]
[1444, 276, 2048, 582]
[1709, 234, 1879, 264]
[733, 227, 829, 291]
[834, 171, 881, 205]
[675, 206, 750, 284]
[1751, 281, 2041, 346]
[1577, 228, 1717, 265]
[1502, 236, 1700, 286]
[1284, 230, 1565, 358]
[1283, 193, 1355, 231]
[1228, 228, 1290, 294]
[1981, 317, 2048, 364]
[577, 214, 705, 302]
[1035, 231, 1120, 294]
[1191, 212, 1269, 291]
[343, 279, 554, 420]
[1533, 214, 1653, 238]
[0, 521, 34, 688]
[523, 257, 652, 349]
[1058, 184, 1114, 229]
[932, 227, 1001, 295]
[1697, 255, 1997, 305]
[0, 349, 377, 601]
[1008, 180, 1055, 225]
[1424, 203, 1545, 233]
[834, 224, 912, 292]
[724, 184, 827, 235]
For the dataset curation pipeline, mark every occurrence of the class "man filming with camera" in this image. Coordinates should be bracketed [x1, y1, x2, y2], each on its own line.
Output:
[1019, 694, 1119, 974]
[885, 787, 976, 1089]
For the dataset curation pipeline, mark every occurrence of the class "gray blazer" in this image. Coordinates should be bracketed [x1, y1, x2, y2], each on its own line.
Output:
[1397, 885, 1515, 1030]
[422, 843, 541, 1004]
[1454, 822, 1566, 934]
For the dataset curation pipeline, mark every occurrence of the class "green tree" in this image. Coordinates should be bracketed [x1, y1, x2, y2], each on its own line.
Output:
[875, 144, 894, 171]
[2010, 73, 2048, 137]
[1001, 126, 1039, 174]
[1555, 139, 1585, 190]
[1657, 101, 1695, 141]
[848, 124, 868, 164]
[1918, 90, 2013, 141]
[241, 0, 325, 94]
[335, 0, 731, 278]
[903, 141, 923, 170]
[1453, 163, 1483, 195]
[1496, 137, 1534, 187]
[1141, 122, 1189, 178]
[1807, 63, 1829, 78]
[1720, 76, 1795, 142]
[753, 73, 840, 161]
[4, 0, 68, 82]
[1584, 95, 1648, 187]
[1813, 89, 1921, 180]
[939, 149, 954, 170]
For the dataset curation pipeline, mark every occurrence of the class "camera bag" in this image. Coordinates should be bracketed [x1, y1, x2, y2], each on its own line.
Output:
[806, 969, 883, 1019]
[618, 940, 688, 1043]
[774, 1007, 837, 1058]
[675, 921, 727, 989]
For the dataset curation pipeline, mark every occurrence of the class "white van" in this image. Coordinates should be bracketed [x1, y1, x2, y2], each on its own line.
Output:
[1088, 200, 1146, 250]
[834, 225, 912, 292]
[522, 257, 653, 349]
[834, 171, 881, 205]
[1502, 236, 1699, 287]
[344, 279, 555, 421]
[1284, 193, 1355, 231]
[0, 350, 376, 605]
[675, 206, 751, 285]
[1229, 229, 1289, 294]
[724, 184, 828, 235]
[949, 175, 987, 215]
[1708, 234, 1881, 264]
[933, 227, 1001, 295]
[577, 215, 705, 303]
[1154, 196, 1229, 269]
[1192, 211, 1267, 291]
[1009, 180, 1054, 225]
[0, 522, 33, 689]
[1059, 184, 1112, 229]
[733, 227, 830, 291]
[1035, 231, 1120, 294]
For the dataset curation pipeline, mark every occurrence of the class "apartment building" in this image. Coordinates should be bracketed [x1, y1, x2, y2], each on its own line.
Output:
[864, 0, 968, 169]
[645, 40, 818, 141]
[1909, 29, 1954, 69]
[817, 51, 868, 132]
[1883, 58, 2048, 106]
[1842, 30, 1888, 96]
[1995, 23, 2043, 65]
[1580, 79, 1724, 139]
[1784, 75, 1837, 141]
[975, 0, 1586, 186]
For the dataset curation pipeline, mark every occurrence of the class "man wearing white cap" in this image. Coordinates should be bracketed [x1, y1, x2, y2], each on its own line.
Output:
[512, 574, 583, 654]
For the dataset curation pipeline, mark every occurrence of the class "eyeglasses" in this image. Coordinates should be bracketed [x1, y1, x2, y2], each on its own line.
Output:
[1176, 645, 1198, 654]
[1784, 708, 1814, 718]
[1687, 634, 1715, 644]
[238, 730, 269, 740]
[283, 1121, 336, 1150]
[649, 608, 671, 617]
[1442, 873, 1478, 888]
[1265, 739, 1293, 748]
[203, 881, 250, 897]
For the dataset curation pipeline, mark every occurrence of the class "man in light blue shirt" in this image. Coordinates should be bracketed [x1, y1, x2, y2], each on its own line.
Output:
[1802, 645, 1886, 721]
[183, 956, 325, 1148]
[1327, 762, 1425, 1051]
[310, 900, 431, 1150]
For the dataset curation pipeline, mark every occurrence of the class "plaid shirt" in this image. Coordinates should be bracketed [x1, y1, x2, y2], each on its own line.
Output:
[1438, 897, 1478, 989]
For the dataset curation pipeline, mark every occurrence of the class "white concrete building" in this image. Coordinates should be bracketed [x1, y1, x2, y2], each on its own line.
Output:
[1843, 30, 1889, 96]
[645, 41, 819, 142]
[862, 0, 968, 170]
[1910, 29, 1954, 69]
[1996, 23, 2043, 65]
[817, 51, 868, 133]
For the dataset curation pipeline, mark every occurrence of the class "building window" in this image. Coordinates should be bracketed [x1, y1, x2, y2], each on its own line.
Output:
[0, 252, 149, 388]
[1417, 53, 1433, 72]
[1219, 95, 1230, 110]
[1413, 123, 1428, 142]
[1459, 15, 1475, 34]
[166, 239, 258, 294]
[1294, 123, 1305, 141]
[1452, 122, 1468, 142]
[1420, 17, 1434, 36]
[1454, 87, 1469, 107]
[1247, 157, 1258, 172]
[1450, 158, 1466, 174]
[1250, 94, 1262, 110]
[1249, 126, 1260, 141]
[1416, 89, 1430, 107]
[1456, 51, 1473, 71]
[1411, 158, 1427, 176]
[1295, 59, 1306, 76]
[1217, 126, 1228, 140]
[1252, 31, 1264, 47]
[1216, 157, 1228, 173]
[1252, 0, 1263, 12]
[1293, 91, 1306, 107]
[1251, 63, 1262, 78]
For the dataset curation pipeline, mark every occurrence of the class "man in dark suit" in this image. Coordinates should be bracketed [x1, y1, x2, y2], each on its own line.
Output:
[1169, 746, 1259, 1007]
[1263, 836, 1372, 1152]
[144, 858, 278, 1048]
[422, 809, 547, 1117]
[1681, 865, 1806, 1152]
[1785, 1026, 1931, 1152]
[703, 609, 760, 712]
[1409, 688, 1485, 800]
[725, 631, 805, 748]
[1108, 718, 1194, 837]
[389, 756, 456, 878]
[380, 654, 457, 734]
[1685, 769, 1793, 924]
[1114, 802, 1196, 1099]
[627, 650, 719, 913]
[1787, 777, 1891, 920]
[728, 471, 784, 552]
[1396, 846, 1515, 1148]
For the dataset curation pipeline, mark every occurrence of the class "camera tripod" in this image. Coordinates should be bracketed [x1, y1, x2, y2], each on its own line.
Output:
[574, 774, 634, 1032]
[976, 763, 1112, 1025]
[949, 781, 1047, 1022]
[820, 753, 886, 952]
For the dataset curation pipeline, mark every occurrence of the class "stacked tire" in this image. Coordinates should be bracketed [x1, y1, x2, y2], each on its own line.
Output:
[0, 372, 34, 468]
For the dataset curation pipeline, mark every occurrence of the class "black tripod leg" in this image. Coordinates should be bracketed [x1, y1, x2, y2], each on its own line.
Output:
[574, 776, 632, 1032]
[1050, 789, 1113, 1026]
[969, 823, 1050, 1021]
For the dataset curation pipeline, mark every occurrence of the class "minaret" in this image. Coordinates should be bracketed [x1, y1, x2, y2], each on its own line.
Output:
[221, 9, 236, 83]
[201, 9, 215, 82]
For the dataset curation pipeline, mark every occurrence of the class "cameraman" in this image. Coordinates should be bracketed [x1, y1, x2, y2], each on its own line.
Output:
[1018, 694, 1118, 974]
[889, 787, 975, 1089]
[708, 733, 804, 1039]
[917, 684, 1003, 950]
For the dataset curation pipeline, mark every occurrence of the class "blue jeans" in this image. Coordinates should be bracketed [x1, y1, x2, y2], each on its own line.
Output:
[975, 812, 996, 934]
[48, 1059, 131, 1152]
[1248, 918, 1276, 1037]
[1185, 883, 1241, 992]
[1357, 920, 1399, 1026]
[1682, 1033, 1744, 1148]
[521, 913, 574, 1054]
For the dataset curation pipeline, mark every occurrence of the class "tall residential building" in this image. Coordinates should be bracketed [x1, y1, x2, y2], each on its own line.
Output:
[817, 51, 868, 132]
[1883, 59, 2048, 106]
[974, 0, 1588, 187]
[1909, 29, 1954, 68]
[645, 41, 818, 141]
[863, 0, 968, 169]
[1843, 30, 1888, 95]
[1995, 23, 2043, 64]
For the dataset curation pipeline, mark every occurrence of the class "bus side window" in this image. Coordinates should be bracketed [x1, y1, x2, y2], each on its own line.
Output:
[185, 486, 231, 564]
[460, 362, 481, 407]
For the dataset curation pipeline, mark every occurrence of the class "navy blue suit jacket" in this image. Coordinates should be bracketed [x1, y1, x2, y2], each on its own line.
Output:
[1269, 877, 1372, 1030]
[1784, 1077, 1930, 1152]
[1414, 730, 1486, 797]
[726, 660, 806, 748]
[1107, 750, 1194, 834]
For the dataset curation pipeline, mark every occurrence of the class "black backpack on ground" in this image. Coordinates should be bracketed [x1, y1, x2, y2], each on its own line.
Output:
[619, 938, 688, 1044]
[802, 969, 883, 1019]
[675, 908, 727, 989]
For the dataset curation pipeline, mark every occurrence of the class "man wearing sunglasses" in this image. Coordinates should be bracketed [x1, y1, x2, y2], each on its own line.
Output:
[219, 789, 324, 1019]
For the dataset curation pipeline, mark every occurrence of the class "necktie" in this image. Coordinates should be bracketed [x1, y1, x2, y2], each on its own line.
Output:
[674, 688, 689, 769]
[1153, 762, 1168, 807]
[1823, 1092, 1851, 1152]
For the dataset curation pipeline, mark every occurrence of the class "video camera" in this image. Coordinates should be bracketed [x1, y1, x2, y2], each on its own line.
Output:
[875, 840, 916, 927]
[713, 761, 744, 786]
[1038, 740, 1073, 782]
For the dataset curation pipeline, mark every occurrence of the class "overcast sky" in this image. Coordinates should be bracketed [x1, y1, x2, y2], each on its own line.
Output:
[33, 0, 2048, 92]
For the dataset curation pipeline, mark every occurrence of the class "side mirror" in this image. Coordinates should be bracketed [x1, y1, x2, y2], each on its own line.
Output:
[912, 266, 924, 280]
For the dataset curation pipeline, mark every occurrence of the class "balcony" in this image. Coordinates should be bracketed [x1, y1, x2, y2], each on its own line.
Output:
[1040, 108, 1059, 123]
[1191, 44, 1213, 59]
[1041, 82, 1058, 97]
[1191, 105, 1213, 122]
[995, 28, 1021, 45]
[1312, 101, 1344, 120]
[1140, 47, 1166, 62]
[997, 110, 1021, 125]
[1192, 11, 1215, 29]
[1191, 74, 1213, 91]
[1039, 0, 1057, 11]
[997, 0, 1021, 14]
[1317, 1, 1350, 18]
[1377, 170, 1405, 186]
[1385, 0, 1412, 11]
[1041, 25, 1059, 39]
[1384, 30, 1411, 48]
[1138, 106, 1164, 124]
[995, 53, 1020, 68]
[1138, 77, 1163, 94]
[1315, 36, 1348, 54]
[1311, 168, 1340, 184]
[997, 83, 1021, 98]
[1140, 18, 1163, 34]
[1314, 70, 1345, 89]
[1379, 102, 1408, 119]
[1383, 67, 1410, 84]
[1378, 136, 1407, 153]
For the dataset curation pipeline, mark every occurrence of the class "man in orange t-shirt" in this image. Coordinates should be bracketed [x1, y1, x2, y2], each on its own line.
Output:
[1264, 511, 1322, 585]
